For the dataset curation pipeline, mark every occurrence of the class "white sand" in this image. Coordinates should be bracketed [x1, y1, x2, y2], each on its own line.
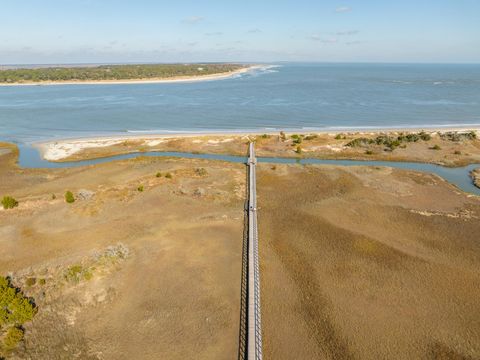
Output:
[36, 127, 479, 161]
[144, 139, 166, 146]
[41, 139, 124, 160]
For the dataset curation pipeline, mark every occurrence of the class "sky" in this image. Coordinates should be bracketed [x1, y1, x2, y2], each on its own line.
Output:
[1, 0, 479, 64]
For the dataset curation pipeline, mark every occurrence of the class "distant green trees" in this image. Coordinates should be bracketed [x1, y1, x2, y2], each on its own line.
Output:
[0, 64, 244, 83]
[1, 196, 18, 209]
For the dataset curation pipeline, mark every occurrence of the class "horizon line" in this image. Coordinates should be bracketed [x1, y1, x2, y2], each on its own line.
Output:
[1, 60, 480, 68]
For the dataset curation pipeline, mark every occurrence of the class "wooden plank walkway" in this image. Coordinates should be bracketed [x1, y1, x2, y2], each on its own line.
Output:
[247, 142, 263, 360]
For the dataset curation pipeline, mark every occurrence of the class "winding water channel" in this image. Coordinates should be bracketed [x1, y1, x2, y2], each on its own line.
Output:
[17, 145, 480, 196]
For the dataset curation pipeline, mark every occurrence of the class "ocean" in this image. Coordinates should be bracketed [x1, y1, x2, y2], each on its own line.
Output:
[1, 63, 480, 144]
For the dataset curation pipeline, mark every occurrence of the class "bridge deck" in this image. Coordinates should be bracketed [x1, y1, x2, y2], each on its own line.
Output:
[247, 142, 263, 360]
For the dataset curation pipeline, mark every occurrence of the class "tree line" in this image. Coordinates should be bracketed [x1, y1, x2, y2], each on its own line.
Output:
[0, 63, 244, 83]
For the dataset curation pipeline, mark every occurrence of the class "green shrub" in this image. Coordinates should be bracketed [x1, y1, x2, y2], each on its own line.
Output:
[419, 131, 431, 141]
[0, 278, 32, 325]
[295, 145, 302, 154]
[0, 276, 37, 334]
[38, 278, 46, 286]
[64, 265, 92, 283]
[431, 144, 441, 150]
[440, 131, 475, 141]
[51, 193, 56, 200]
[195, 168, 208, 176]
[137, 185, 144, 192]
[365, 150, 373, 155]
[291, 134, 302, 145]
[334, 134, 343, 140]
[155, 172, 161, 178]
[390, 140, 401, 149]
[304, 134, 317, 141]
[165, 172, 172, 179]
[64, 191, 75, 203]
[261, 134, 270, 139]
[25, 278, 36, 287]
[1, 196, 18, 210]
[405, 133, 420, 142]
[2, 326, 24, 350]
[346, 138, 373, 147]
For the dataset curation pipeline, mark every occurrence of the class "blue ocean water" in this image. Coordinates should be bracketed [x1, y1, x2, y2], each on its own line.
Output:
[1, 63, 480, 143]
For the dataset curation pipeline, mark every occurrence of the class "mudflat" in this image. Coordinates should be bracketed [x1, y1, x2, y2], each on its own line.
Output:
[258, 163, 480, 359]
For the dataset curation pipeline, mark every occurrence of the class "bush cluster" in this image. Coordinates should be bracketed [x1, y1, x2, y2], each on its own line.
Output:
[440, 131, 477, 142]
[291, 134, 303, 145]
[0, 276, 37, 352]
[1, 196, 18, 210]
[64, 265, 93, 283]
[195, 168, 208, 176]
[346, 131, 432, 151]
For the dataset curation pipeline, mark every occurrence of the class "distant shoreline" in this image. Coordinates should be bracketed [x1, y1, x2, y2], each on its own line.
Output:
[0, 65, 257, 86]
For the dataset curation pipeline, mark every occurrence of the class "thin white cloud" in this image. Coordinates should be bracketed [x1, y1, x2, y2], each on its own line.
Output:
[336, 30, 359, 36]
[247, 28, 262, 34]
[335, 6, 351, 13]
[205, 32, 223, 36]
[346, 40, 364, 45]
[309, 34, 338, 43]
[183, 16, 204, 24]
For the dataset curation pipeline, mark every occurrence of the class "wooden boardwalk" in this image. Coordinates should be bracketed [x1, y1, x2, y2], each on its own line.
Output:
[247, 142, 263, 360]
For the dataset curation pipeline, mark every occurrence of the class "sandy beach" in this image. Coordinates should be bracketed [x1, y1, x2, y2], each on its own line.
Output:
[0, 65, 259, 86]
[36, 127, 480, 165]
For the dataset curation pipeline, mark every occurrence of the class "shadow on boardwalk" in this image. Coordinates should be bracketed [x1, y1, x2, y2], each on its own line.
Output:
[237, 161, 249, 360]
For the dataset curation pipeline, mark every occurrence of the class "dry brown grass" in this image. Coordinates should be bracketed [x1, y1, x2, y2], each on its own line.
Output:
[0, 144, 245, 359]
[258, 164, 480, 359]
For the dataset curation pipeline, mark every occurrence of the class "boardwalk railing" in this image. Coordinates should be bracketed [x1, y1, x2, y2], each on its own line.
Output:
[247, 142, 263, 360]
